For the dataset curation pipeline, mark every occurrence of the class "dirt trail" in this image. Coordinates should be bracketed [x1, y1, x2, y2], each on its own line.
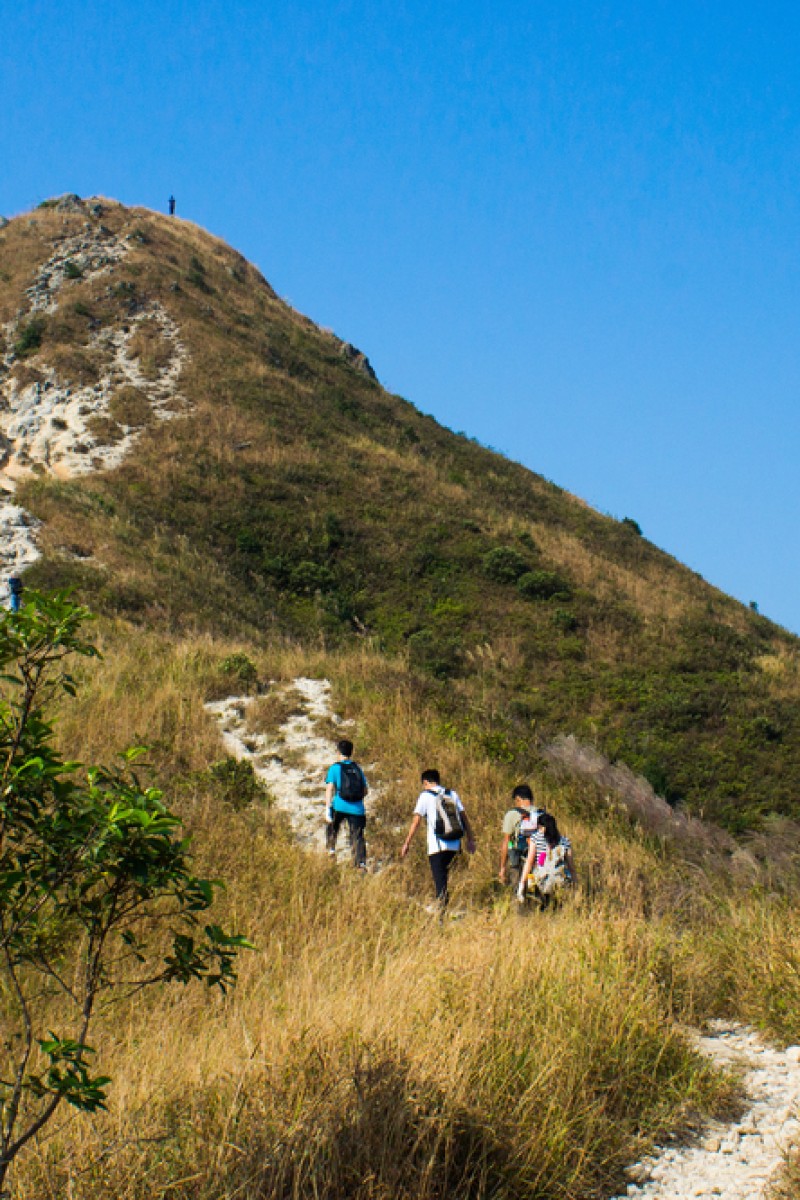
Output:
[616, 1025, 800, 1199]
[205, 677, 380, 863]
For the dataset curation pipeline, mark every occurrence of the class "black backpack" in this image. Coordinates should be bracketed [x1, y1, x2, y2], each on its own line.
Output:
[337, 761, 366, 803]
[427, 789, 465, 841]
[507, 806, 533, 868]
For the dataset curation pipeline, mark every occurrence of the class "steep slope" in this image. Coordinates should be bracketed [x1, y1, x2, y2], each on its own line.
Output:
[2, 194, 799, 829]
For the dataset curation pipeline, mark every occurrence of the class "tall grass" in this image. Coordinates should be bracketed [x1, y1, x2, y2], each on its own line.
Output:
[9, 628, 799, 1198]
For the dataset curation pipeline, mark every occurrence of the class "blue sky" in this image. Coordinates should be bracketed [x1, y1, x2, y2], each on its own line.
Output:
[2, 1, 799, 632]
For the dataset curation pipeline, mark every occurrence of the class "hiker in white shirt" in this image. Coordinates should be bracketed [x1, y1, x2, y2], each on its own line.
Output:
[400, 768, 476, 908]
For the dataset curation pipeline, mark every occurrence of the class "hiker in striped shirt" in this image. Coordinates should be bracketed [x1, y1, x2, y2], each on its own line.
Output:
[518, 812, 576, 907]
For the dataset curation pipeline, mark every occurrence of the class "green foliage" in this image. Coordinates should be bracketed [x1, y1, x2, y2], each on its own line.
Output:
[407, 629, 461, 679]
[621, 517, 642, 535]
[289, 561, 336, 596]
[517, 569, 570, 600]
[62, 260, 82, 279]
[204, 757, 272, 811]
[552, 608, 579, 632]
[482, 546, 530, 584]
[13, 316, 45, 358]
[0, 593, 249, 1189]
[220, 652, 258, 685]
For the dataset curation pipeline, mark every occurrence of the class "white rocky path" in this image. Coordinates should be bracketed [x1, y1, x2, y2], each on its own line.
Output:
[617, 1022, 800, 1200]
[205, 678, 377, 861]
[0, 202, 189, 578]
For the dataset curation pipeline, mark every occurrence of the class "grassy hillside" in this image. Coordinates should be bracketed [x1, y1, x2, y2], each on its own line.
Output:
[3, 197, 800, 832]
[9, 625, 800, 1199]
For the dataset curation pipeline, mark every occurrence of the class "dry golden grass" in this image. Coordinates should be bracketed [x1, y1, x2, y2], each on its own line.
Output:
[126, 317, 174, 379]
[527, 522, 697, 625]
[756, 649, 800, 702]
[6, 627, 800, 1198]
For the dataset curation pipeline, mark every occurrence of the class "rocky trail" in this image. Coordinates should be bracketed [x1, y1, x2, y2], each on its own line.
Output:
[205, 677, 383, 865]
[618, 1027, 800, 1199]
[0, 197, 189, 578]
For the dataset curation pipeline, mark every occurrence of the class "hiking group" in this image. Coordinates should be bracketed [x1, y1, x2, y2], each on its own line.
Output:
[324, 742, 575, 912]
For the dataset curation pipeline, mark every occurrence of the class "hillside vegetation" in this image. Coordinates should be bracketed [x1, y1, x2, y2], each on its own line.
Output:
[2, 199, 800, 832]
[3, 198, 800, 831]
[3, 200, 800, 1194]
[2, 625, 797, 1198]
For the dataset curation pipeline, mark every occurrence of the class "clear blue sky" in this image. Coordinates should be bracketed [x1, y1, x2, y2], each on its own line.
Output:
[3, 1, 799, 632]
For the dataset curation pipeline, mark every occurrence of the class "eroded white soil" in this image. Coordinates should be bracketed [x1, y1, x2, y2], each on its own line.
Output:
[617, 1023, 800, 1199]
[1, 211, 189, 577]
[205, 678, 350, 854]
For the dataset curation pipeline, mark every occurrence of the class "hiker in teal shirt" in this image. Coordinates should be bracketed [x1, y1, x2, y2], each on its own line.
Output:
[325, 739, 368, 868]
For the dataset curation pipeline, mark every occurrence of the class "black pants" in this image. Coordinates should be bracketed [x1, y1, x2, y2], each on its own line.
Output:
[326, 811, 366, 867]
[428, 850, 458, 905]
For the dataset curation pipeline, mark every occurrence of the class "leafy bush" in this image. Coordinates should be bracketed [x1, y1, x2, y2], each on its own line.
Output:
[236, 529, 262, 554]
[63, 260, 82, 279]
[482, 546, 530, 584]
[220, 652, 258, 685]
[0, 592, 249, 1191]
[621, 517, 642, 535]
[205, 757, 272, 811]
[13, 316, 45, 358]
[289, 561, 336, 595]
[558, 636, 585, 661]
[408, 628, 461, 678]
[552, 608, 579, 632]
[517, 570, 570, 600]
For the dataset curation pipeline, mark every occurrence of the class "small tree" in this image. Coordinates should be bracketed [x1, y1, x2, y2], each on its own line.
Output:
[0, 591, 250, 1193]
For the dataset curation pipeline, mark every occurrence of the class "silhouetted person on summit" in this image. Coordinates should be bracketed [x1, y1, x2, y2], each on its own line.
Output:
[168, 195, 176, 216]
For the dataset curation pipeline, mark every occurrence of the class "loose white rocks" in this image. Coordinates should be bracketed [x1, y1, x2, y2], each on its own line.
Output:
[0, 214, 189, 578]
[205, 679, 356, 856]
[616, 1023, 800, 1200]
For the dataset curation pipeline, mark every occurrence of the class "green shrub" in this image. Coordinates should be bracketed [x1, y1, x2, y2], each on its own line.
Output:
[482, 546, 530, 584]
[13, 316, 45, 358]
[289, 561, 336, 595]
[558, 636, 585, 661]
[63, 260, 82, 279]
[408, 629, 461, 678]
[236, 529, 262, 554]
[622, 517, 643, 535]
[220, 653, 258, 685]
[517, 570, 570, 600]
[552, 608, 579, 632]
[0, 592, 248, 1192]
[205, 757, 272, 811]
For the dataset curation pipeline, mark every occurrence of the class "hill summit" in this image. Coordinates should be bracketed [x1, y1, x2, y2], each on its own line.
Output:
[1, 194, 799, 830]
